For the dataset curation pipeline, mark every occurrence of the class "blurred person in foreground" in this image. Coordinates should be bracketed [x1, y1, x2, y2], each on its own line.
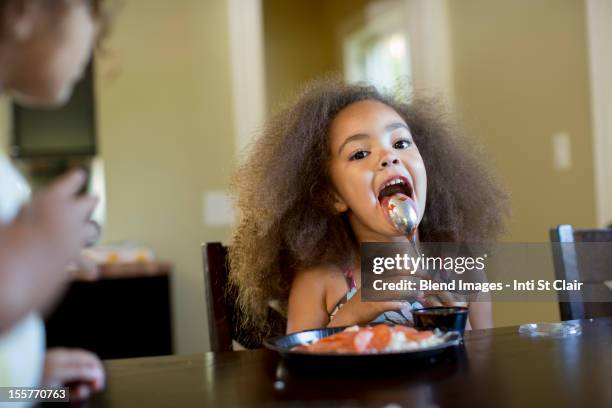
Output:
[0, 0, 112, 401]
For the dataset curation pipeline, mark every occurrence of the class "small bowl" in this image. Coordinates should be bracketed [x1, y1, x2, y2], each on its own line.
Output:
[413, 307, 469, 336]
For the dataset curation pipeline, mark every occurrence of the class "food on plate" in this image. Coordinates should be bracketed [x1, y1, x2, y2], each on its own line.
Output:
[292, 324, 445, 354]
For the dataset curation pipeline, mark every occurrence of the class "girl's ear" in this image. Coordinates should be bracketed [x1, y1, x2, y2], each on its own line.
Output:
[333, 194, 348, 213]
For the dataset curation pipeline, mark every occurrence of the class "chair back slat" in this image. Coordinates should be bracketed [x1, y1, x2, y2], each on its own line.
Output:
[550, 225, 612, 320]
[202, 242, 287, 352]
[202, 243, 233, 352]
[573, 230, 612, 282]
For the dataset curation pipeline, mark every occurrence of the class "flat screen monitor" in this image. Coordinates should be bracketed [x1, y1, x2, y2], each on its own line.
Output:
[10, 61, 96, 158]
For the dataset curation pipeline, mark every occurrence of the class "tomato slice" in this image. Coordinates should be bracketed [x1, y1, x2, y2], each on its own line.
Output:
[295, 324, 435, 353]
[404, 330, 434, 341]
[368, 324, 392, 351]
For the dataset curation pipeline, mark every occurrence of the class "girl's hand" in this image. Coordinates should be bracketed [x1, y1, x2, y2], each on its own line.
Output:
[43, 348, 105, 401]
[422, 291, 467, 308]
[327, 288, 415, 328]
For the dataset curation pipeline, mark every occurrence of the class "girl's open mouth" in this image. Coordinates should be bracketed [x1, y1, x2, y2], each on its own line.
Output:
[376, 176, 418, 231]
[377, 176, 414, 205]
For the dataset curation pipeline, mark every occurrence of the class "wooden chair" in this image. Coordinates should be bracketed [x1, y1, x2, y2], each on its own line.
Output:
[202, 242, 286, 351]
[550, 225, 612, 320]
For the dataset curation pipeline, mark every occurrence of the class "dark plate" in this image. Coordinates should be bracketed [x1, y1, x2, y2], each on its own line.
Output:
[264, 326, 463, 373]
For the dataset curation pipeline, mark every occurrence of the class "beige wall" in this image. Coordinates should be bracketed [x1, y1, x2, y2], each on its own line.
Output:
[263, 0, 335, 112]
[448, 0, 595, 241]
[263, 0, 370, 112]
[448, 0, 594, 325]
[96, 0, 235, 353]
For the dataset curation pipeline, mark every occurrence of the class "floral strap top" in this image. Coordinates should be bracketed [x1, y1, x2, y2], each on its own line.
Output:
[328, 268, 421, 325]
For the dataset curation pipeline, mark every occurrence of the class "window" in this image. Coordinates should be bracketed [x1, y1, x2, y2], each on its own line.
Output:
[343, 2, 412, 98]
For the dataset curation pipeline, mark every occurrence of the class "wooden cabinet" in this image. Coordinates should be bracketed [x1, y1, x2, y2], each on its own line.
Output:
[45, 263, 173, 359]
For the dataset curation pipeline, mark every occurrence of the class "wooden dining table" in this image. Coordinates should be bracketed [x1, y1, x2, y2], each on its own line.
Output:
[87, 317, 612, 407]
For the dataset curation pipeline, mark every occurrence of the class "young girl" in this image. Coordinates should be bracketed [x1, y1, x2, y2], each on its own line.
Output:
[229, 79, 508, 336]
[0, 0, 111, 400]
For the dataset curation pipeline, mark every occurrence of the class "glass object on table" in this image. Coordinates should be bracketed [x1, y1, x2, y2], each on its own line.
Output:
[518, 321, 582, 338]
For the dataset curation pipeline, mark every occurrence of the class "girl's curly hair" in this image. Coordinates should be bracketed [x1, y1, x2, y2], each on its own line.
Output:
[229, 78, 509, 332]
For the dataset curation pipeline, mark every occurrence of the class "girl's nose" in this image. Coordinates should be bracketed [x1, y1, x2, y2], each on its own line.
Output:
[380, 154, 400, 169]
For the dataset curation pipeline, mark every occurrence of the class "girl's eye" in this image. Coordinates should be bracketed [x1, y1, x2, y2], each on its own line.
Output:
[394, 139, 413, 149]
[350, 150, 369, 161]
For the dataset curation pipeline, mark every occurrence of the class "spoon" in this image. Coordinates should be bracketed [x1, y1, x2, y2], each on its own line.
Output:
[386, 194, 423, 305]
[386, 194, 418, 241]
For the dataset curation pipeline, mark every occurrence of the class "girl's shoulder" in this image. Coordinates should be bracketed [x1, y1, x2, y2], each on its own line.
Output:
[291, 264, 353, 314]
[291, 264, 347, 296]
[286, 264, 348, 333]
